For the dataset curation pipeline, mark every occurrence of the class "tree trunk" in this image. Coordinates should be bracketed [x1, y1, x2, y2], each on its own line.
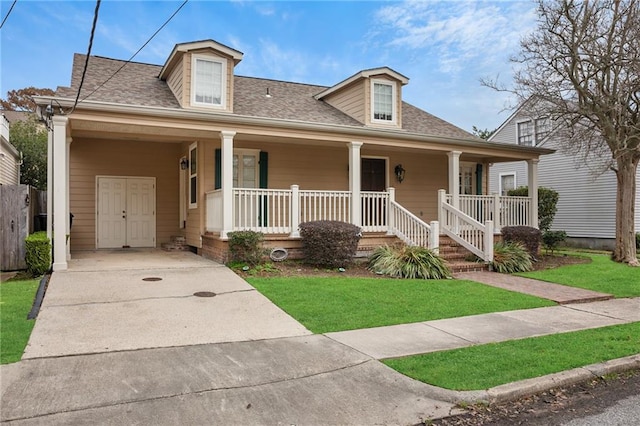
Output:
[613, 155, 639, 266]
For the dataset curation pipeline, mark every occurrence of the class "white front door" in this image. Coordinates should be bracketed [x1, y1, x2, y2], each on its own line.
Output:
[97, 177, 156, 248]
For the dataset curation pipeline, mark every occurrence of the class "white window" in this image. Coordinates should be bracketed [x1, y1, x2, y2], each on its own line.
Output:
[191, 55, 226, 108]
[371, 80, 396, 123]
[499, 173, 516, 196]
[459, 164, 475, 195]
[189, 142, 197, 208]
[517, 121, 534, 146]
[233, 149, 259, 188]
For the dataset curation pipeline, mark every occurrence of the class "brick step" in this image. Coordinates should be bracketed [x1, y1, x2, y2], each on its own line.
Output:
[447, 261, 489, 273]
[440, 252, 470, 261]
[161, 235, 190, 252]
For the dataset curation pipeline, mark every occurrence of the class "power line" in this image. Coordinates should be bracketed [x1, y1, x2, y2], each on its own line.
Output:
[80, 0, 189, 103]
[0, 0, 18, 30]
[71, 0, 101, 113]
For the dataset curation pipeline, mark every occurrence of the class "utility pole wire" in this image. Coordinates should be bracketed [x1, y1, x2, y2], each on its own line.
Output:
[0, 0, 18, 30]
[79, 0, 189, 103]
[71, 0, 101, 113]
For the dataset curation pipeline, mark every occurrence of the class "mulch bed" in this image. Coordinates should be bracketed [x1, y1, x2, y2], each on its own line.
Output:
[233, 252, 592, 278]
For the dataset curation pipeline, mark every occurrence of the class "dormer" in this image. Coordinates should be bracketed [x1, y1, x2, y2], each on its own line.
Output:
[159, 40, 243, 112]
[315, 67, 409, 128]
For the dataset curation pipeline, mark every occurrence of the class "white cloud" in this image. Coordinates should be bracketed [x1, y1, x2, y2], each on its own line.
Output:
[373, 0, 537, 75]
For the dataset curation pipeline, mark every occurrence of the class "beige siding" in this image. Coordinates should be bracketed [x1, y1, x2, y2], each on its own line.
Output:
[166, 62, 184, 107]
[69, 138, 181, 250]
[0, 151, 19, 185]
[323, 80, 366, 124]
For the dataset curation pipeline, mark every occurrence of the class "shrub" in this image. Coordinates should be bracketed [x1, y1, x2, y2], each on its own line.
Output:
[227, 231, 264, 266]
[368, 245, 451, 279]
[507, 186, 559, 232]
[490, 241, 532, 273]
[542, 230, 567, 254]
[25, 231, 51, 276]
[501, 226, 541, 260]
[299, 221, 361, 268]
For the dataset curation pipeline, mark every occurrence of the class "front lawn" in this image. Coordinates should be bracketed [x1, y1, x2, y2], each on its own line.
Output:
[384, 322, 640, 390]
[247, 277, 554, 333]
[0, 278, 39, 364]
[520, 252, 640, 298]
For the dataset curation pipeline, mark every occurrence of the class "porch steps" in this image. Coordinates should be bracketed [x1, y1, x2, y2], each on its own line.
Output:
[161, 236, 191, 252]
[438, 236, 489, 273]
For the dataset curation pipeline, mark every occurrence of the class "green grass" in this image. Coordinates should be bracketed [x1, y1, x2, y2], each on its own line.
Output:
[247, 277, 555, 333]
[0, 279, 39, 364]
[383, 322, 640, 391]
[520, 252, 640, 297]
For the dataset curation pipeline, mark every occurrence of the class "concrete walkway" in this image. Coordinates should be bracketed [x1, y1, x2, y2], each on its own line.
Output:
[326, 298, 640, 359]
[455, 271, 613, 304]
[2, 250, 639, 424]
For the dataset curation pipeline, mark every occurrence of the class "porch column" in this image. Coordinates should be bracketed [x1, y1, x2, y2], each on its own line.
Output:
[52, 116, 69, 271]
[527, 158, 539, 228]
[66, 137, 72, 260]
[46, 127, 53, 240]
[447, 151, 461, 209]
[348, 141, 363, 227]
[220, 131, 236, 239]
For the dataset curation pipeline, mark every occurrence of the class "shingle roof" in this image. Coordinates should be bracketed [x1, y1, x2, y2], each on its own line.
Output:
[56, 54, 475, 140]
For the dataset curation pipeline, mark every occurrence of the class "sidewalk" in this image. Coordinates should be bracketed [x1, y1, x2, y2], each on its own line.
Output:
[325, 297, 640, 360]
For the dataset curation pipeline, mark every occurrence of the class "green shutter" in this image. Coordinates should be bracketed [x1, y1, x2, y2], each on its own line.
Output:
[259, 151, 268, 188]
[476, 164, 483, 195]
[259, 151, 268, 226]
[214, 149, 221, 189]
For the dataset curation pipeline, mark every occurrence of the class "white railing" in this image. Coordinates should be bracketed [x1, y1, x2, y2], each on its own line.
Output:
[300, 190, 351, 223]
[388, 200, 438, 250]
[206, 186, 391, 236]
[439, 190, 493, 261]
[361, 191, 389, 232]
[205, 189, 223, 232]
[234, 188, 292, 233]
[446, 193, 532, 230]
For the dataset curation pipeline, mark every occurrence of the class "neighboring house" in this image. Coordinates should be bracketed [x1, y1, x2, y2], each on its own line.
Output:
[488, 102, 640, 250]
[0, 113, 21, 185]
[35, 39, 551, 271]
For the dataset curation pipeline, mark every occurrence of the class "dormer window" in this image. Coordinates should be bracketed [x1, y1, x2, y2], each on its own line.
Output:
[192, 54, 227, 108]
[371, 80, 396, 124]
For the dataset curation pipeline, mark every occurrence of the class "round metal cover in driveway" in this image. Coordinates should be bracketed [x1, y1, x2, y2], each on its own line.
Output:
[142, 277, 162, 282]
[193, 291, 217, 298]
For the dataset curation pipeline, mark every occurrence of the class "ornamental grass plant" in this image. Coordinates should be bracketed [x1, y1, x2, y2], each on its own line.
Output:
[368, 244, 450, 279]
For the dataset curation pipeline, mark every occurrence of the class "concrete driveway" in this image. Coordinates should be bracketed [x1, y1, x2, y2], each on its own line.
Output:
[24, 249, 311, 358]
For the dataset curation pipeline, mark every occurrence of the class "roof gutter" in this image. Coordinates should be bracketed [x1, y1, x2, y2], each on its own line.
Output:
[33, 95, 554, 155]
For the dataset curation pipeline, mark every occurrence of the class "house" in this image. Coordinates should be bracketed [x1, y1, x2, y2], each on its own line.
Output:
[488, 102, 640, 250]
[0, 113, 21, 185]
[34, 39, 552, 271]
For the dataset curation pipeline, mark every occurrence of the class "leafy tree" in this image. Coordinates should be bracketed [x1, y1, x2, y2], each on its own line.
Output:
[484, 0, 640, 266]
[508, 186, 560, 233]
[10, 115, 48, 190]
[471, 126, 496, 140]
[1, 87, 55, 112]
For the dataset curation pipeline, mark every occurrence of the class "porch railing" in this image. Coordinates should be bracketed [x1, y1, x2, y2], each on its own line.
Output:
[388, 197, 438, 251]
[439, 190, 494, 261]
[205, 186, 392, 235]
[446, 194, 532, 230]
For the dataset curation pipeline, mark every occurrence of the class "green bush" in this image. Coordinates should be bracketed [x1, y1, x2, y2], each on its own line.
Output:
[25, 231, 51, 276]
[507, 186, 559, 232]
[636, 233, 640, 250]
[368, 244, 451, 279]
[501, 226, 541, 260]
[490, 241, 532, 273]
[227, 231, 264, 266]
[542, 230, 567, 254]
[299, 221, 361, 268]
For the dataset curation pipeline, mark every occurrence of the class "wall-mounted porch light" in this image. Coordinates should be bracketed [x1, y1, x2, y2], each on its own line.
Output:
[180, 157, 189, 170]
[394, 164, 406, 183]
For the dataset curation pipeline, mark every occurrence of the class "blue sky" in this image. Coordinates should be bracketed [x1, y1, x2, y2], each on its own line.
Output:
[0, 0, 538, 132]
